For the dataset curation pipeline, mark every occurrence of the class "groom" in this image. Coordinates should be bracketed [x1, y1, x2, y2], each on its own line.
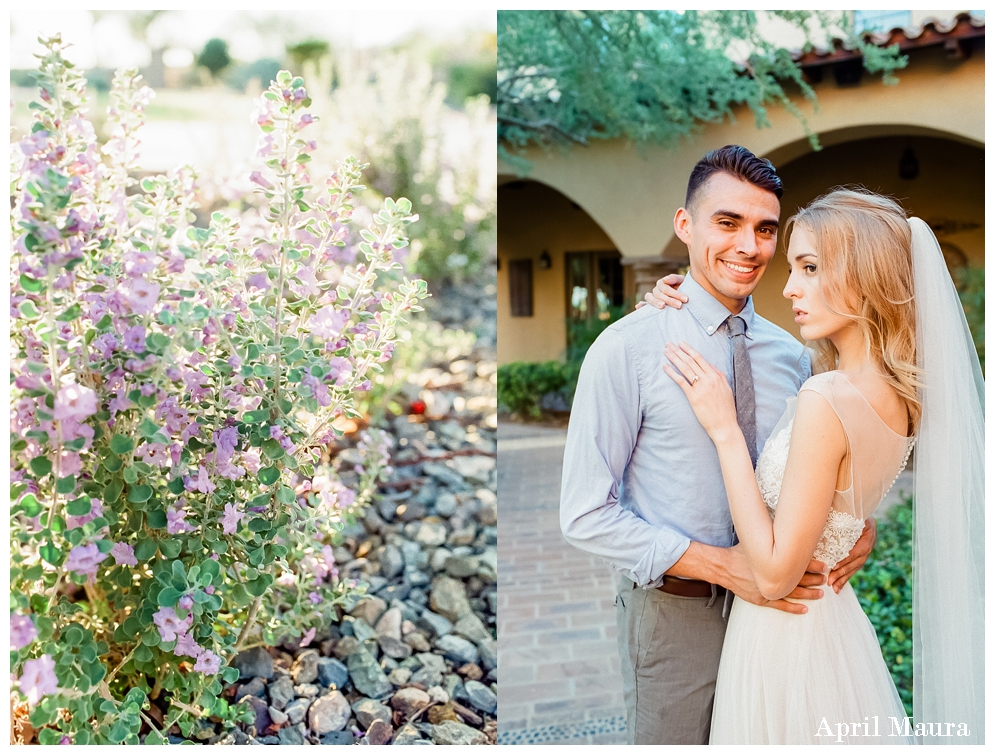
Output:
[560, 145, 877, 745]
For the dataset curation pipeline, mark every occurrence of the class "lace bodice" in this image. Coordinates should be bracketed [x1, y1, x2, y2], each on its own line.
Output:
[754, 373, 913, 571]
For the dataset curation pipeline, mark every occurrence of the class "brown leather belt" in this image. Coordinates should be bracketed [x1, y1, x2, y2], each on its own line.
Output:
[658, 576, 726, 599]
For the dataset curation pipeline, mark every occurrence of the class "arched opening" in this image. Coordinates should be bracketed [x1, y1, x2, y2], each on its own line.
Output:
[753, 131, 984, 337]
[497, 178, 626, 365]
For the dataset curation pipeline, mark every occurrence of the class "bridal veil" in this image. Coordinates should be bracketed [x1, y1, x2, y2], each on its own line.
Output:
[909, 216, 984, 743]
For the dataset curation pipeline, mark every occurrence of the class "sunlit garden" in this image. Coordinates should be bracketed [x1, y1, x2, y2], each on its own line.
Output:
[10, 10, 497, 746]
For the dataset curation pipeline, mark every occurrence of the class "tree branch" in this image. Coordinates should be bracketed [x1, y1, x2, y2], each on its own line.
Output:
[498, 115, 589, 146]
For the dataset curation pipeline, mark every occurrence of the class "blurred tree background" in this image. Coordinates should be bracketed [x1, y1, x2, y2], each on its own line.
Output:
[10, 9, 496, 294]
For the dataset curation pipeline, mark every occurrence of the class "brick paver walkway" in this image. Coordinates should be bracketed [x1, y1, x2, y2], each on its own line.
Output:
[496, 422, 626, 746]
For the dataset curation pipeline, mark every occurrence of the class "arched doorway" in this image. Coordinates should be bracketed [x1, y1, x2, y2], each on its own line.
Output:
[752, 131, 984, 337]
[497, 178, 627, 364]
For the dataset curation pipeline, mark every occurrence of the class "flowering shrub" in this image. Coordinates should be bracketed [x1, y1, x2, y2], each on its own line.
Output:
[9, 36, 427, 744]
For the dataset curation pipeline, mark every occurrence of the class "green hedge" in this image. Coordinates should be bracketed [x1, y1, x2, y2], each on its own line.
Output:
[496, 360, 579, 418]
[851, 494, 914, 717]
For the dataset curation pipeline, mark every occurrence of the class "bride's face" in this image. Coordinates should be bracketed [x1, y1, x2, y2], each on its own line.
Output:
[782, 226, 855, 342]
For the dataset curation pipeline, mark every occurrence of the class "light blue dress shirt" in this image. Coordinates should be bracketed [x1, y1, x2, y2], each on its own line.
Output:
[560, 272, 812, 587]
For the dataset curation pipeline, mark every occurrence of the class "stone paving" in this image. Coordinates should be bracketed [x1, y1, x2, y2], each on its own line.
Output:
[496, 422, 626, 746]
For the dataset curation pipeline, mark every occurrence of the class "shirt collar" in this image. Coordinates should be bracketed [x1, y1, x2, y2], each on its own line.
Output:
[682, 271, 756, 339]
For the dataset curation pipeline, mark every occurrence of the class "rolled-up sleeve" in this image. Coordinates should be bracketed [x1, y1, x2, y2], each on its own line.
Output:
[559, 327, 691, 587]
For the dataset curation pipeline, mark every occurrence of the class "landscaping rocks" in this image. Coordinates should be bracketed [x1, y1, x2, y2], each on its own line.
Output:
[308, 691, 351, 735]
[232, 647, 274, 681]
[184, 281, 497, 745]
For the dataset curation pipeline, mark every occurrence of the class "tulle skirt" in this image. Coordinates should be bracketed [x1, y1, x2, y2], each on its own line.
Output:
[710, 583, 914, 745]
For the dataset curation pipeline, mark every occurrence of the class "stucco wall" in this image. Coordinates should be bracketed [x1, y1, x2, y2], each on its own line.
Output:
[497, 181, 616, 364]
[499, 46, 984, 263]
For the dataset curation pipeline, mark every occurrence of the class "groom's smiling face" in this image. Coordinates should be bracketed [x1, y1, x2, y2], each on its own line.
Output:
[674, 171, 781, 314]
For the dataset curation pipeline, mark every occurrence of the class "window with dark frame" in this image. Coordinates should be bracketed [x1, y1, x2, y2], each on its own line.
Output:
[509, 258, 533, 317]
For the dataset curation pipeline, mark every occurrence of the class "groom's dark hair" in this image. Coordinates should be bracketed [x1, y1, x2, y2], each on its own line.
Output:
[685, 145, 782, 214]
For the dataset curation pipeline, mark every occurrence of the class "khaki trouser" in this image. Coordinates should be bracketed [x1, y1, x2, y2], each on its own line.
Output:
[616, 575, 728, 745]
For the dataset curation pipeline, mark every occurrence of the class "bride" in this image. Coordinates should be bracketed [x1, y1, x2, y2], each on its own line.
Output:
[650, 189, 983, 744]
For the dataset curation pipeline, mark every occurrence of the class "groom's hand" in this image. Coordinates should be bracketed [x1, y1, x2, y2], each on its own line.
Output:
[826, 517, 877, 593]
[724, 545, 825, 615]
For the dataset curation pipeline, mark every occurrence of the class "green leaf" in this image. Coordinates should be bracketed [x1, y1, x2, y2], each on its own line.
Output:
[138, 417, 161, 438]
[103, 455, 124, 473]
[146, 332, 170, 352]
[135, 537, 158, 561]
[157, 586, 182, 606]
[104, 479, 124, 503]
[29, 456, 53, 477]
[276, 485, 296, 505]
[246, 574, 273, 597]
[146, 509, 167, 529]
[20, 493, 43, 517]
[159, 538, 181, 559]
[167, 476, 185, 495]
[55, 303, 82, 322]
[18, 300, 40, 320]
[230, 582, 252, 607]
[261, 438, 284, 459]
[144, 728, 166, 745]
[242, 410, 268, 423]
[127, 484, 153, 503]
[258, 467, 280, 485]
[123, 465, 139, 484]
[56, 475, 76, 494]
[66, 497, 92, 517]
[248, 518, 271, 533]
[19, 273, 44, 293]
[111, 434, 135, 455]
[40, 540, 62, 566]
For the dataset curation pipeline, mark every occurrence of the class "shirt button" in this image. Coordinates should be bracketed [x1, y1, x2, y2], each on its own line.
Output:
[707, 326, 714, 333]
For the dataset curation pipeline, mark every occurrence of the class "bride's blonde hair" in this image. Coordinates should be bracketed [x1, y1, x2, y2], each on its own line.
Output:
[784, 188, 921, 432]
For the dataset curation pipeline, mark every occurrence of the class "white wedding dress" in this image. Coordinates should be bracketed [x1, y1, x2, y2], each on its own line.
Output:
[709, 371, 915, 745]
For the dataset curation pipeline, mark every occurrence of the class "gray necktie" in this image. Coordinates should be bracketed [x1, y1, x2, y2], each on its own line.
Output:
[727, 316, 758, 468]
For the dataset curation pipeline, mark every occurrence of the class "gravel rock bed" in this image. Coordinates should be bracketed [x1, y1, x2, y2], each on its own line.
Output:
[161, 281, 498, 746]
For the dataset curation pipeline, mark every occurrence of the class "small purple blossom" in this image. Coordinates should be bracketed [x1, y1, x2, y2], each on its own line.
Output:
[310, 305, 349, 340]
[11, 614, 38, 650]
[110, 542, 137, 567]
[300, 627, 317, 647]
[174, 631, 201, 659]
[64, 542, 109, 577]
[153, 607, 192, 643]
[249, 171, 274, 191]
[246, 272, 269, 291]
[193, 649, 221, 675]
[166, 505, 195, 534]
[18, 654, 57, 705]
[123, 277, 160, 315]
[123, 325, 146, 353]
[220, 503, 245, 535]
[178, 595, 194, 610]
[53, 383, 98, 423]
[308, 592, 322, 605]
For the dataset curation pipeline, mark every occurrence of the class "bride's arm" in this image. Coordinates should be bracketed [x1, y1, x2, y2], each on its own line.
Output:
[665, 342, 846, 600]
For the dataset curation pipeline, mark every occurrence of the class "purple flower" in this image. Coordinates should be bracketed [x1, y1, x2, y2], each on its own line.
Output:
[296, 114, 314, 131]
[249, 171, 274, 191]
[246, 272, 269, 291]
[193, 466, 215, 495]
[10, 614, 37, 650]
[124, 277, 160, 315]
[166, 506, 195, 534]
[308, 592, 322, 605]
[174, 631, 200, 659]
[59, 736, 71, 745]
[123, 250, 156, 276]
[310, 305, 348, 340]
[178, 595, 194, 610]
[205, 585, 216, 595]
[53, 383, 98, 423]
[301, 373, 331, 407]
[64, 543, 108, 577]
[153, 607, 191, 643]
[123, 325, 146, 353]
[193, 650, 221, 675]
[220, 503, 245, 535]
[110, 542, 137, 567]
[300, 627, 316, 647]
[18, 654, 57, 705]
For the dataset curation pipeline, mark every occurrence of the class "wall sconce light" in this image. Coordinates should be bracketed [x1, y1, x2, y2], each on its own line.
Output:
[538, 251, 552, 270]
[899, 148, 919, 180]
